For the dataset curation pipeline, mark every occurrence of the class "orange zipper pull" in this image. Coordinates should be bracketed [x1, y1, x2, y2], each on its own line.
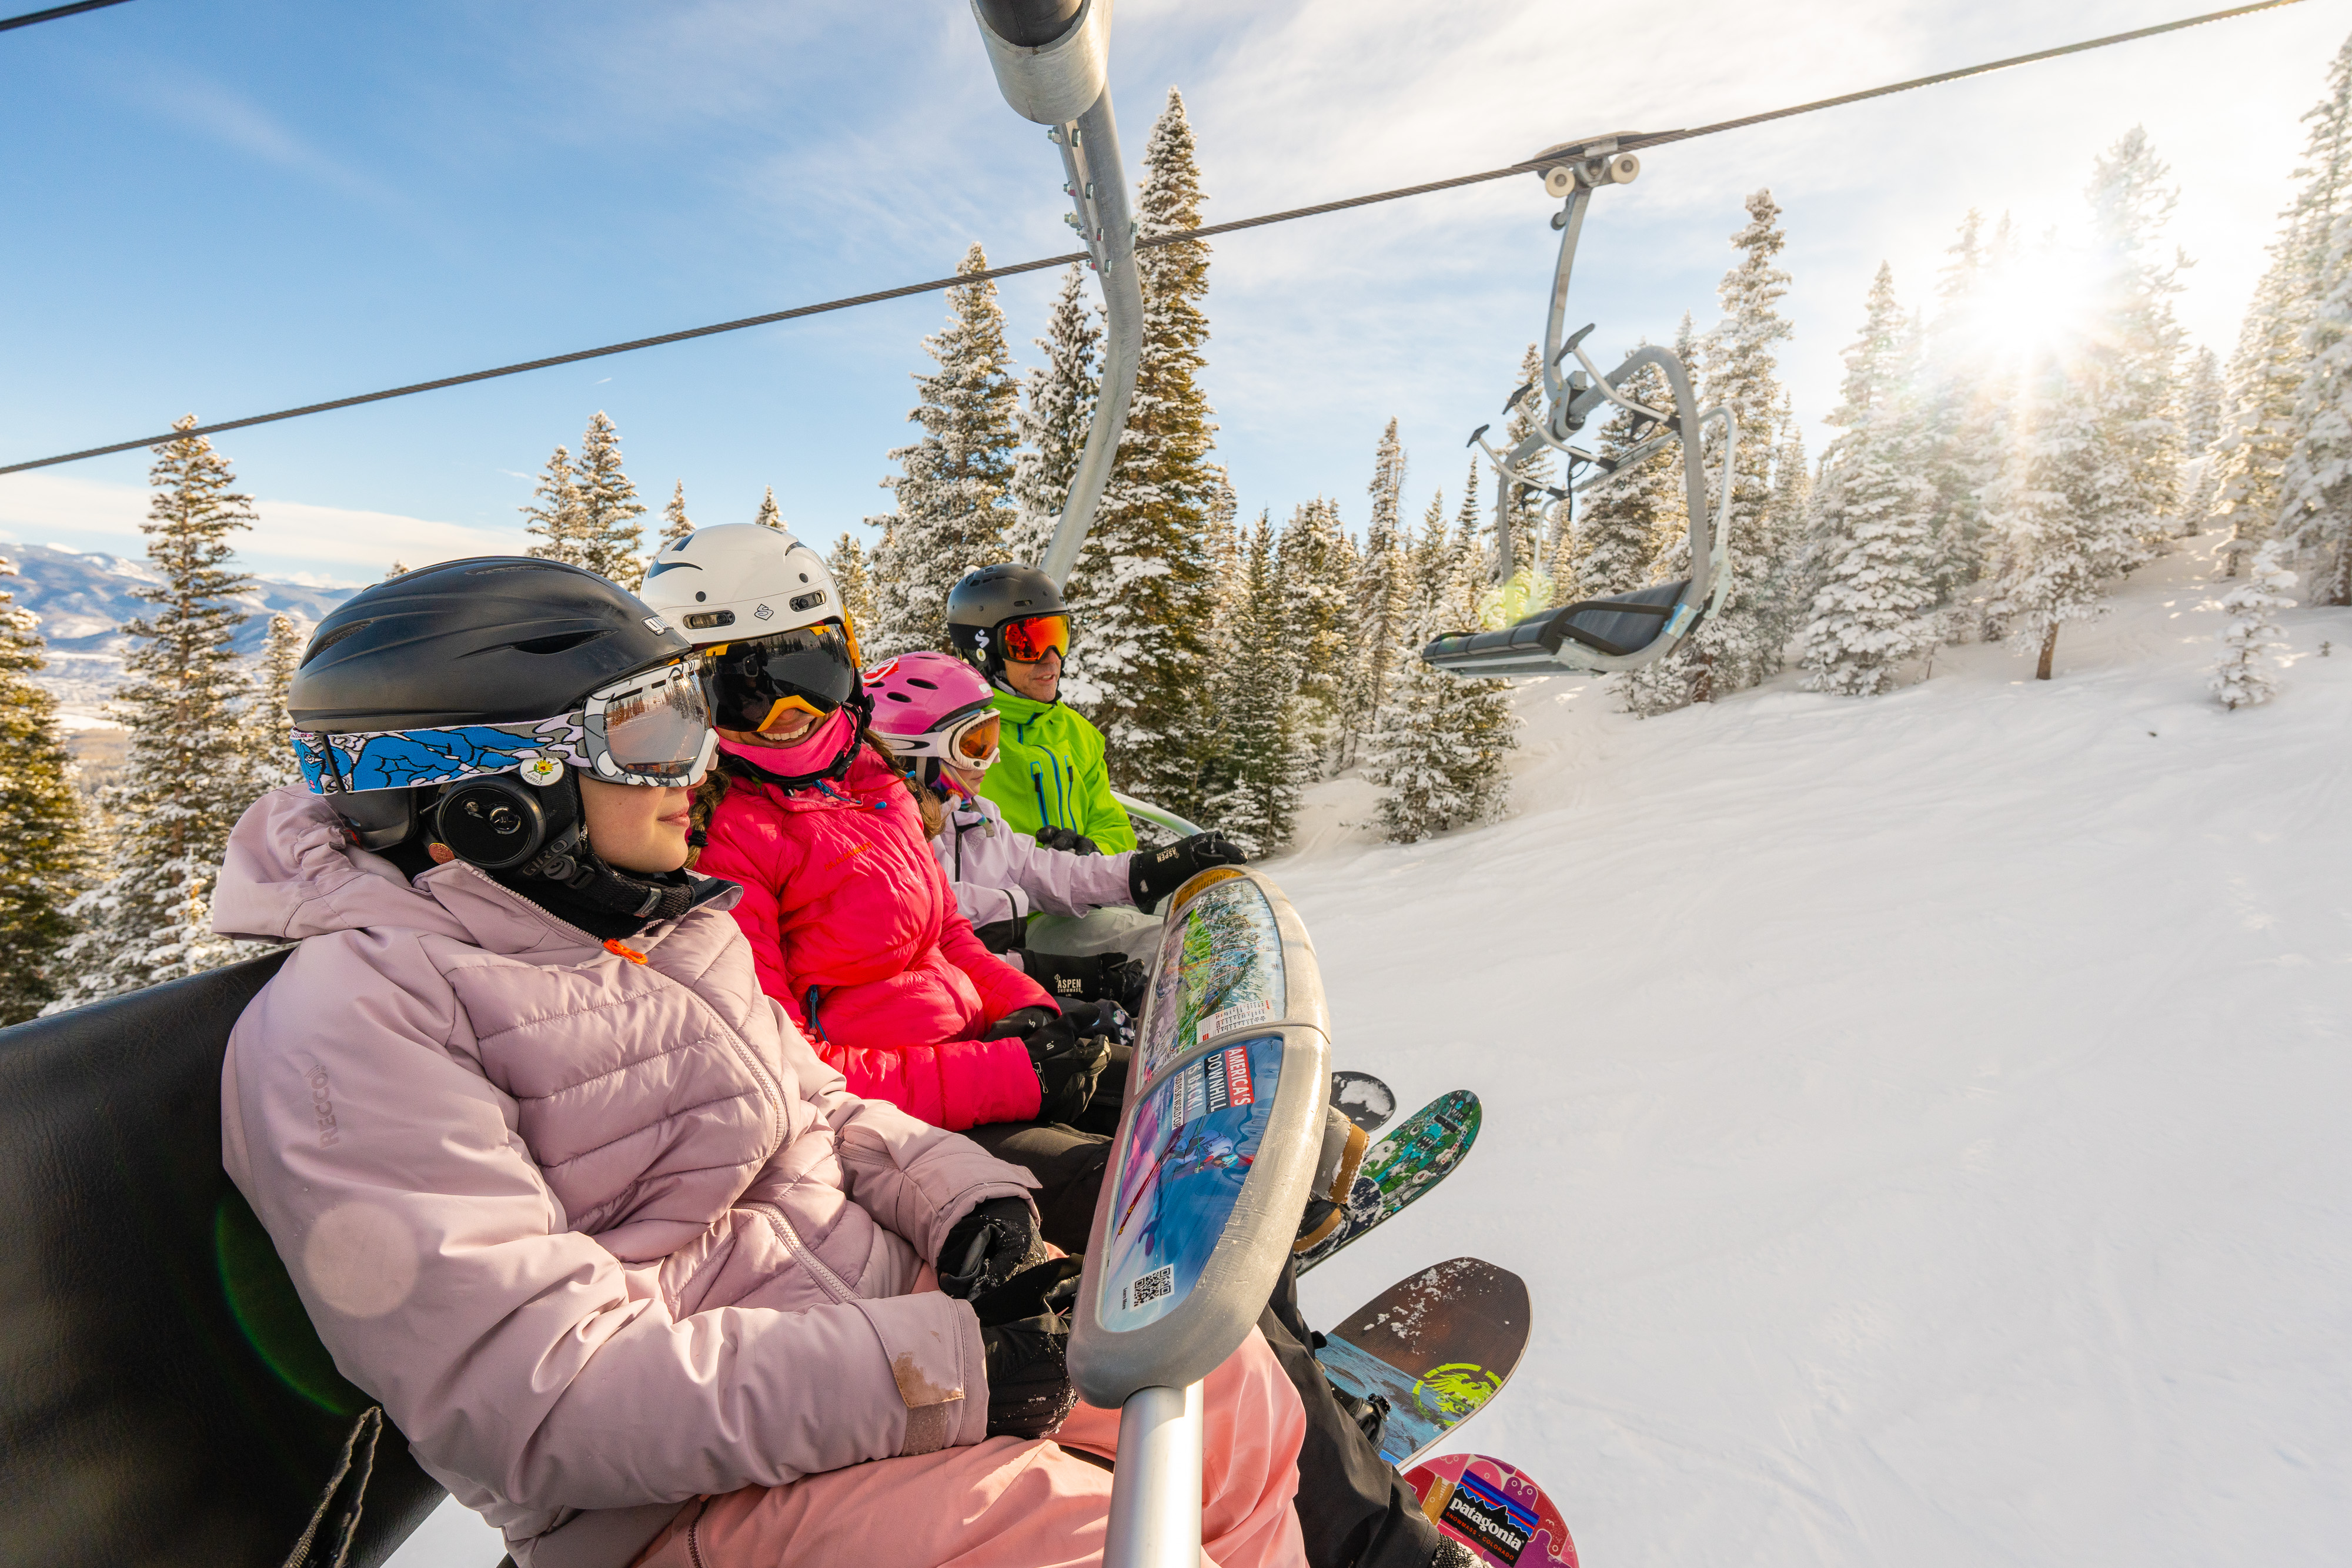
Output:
[604, 938, 649, 964]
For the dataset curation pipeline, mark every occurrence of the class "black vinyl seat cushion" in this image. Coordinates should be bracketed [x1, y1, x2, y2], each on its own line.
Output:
[1427, 579, 1692, 664]
[0, 952, 445, 1567]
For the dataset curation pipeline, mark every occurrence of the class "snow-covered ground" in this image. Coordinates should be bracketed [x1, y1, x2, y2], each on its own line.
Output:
[392, 530, 2352, 1567]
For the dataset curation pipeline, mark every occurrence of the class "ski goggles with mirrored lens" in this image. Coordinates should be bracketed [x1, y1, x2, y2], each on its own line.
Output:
[705, 622, 863, 734]
[292, 656, 716, 794]
[873, 702, 1001, 772]
[993, 613, 1070, 664]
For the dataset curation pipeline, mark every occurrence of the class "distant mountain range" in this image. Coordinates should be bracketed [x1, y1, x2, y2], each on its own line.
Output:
[1, 541, 357, 714]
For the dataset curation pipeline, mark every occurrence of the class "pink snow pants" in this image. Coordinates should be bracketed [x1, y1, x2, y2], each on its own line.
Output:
[633, 1327, 1308, 1568]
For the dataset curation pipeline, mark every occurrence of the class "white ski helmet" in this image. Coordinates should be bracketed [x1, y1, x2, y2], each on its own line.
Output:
[640, 523, 849, 649]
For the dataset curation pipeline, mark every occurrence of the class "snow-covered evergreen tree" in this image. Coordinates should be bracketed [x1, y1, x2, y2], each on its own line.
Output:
[521, 443, 584, 566]
[1566, 355, 1682, 601]
[869, 243, 1020, 658]
[753, 487, 784, 530]
[1009, 263, 1101, 566]
[1622, 192, 1797, 714]
[1984, 352, 2111, 680]
[51, 417, 260, 1008]
[1367, 507, 1515, 841]
[1201, 513, 1308, 856]
[828, 533, 876, 638]
[383, 560, 409, 580]
[660, 481, 693, 546]
[2079, 128, 2185, 569]
[1062, 89, 1222, 812]
[1277, 497, 1355, 773]
[1800, 264, 1940, 694]
[571, 411, 648, 589]
[240, 612, 304, 792]
[1494, 343, 1552, 579]
[1344, 419, 1414, 763]
[1917, 210, 2004, 599]
[2209, 539, 2296, 708]
[0, 551, 85, 1024]
[2176, 346, 2226, 536]
[2282, 35, 2352, 603]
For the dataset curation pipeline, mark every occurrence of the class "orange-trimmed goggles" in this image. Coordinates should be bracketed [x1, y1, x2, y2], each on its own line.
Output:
[706, 621, 862, 734]
[995, 612, 1070, 665]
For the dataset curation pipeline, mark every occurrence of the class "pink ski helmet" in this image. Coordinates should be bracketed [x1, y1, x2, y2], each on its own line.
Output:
[864, 651, 1001, 779]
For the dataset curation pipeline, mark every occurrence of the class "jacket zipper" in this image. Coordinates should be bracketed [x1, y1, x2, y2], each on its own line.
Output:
[748, 1199, 854, 1304]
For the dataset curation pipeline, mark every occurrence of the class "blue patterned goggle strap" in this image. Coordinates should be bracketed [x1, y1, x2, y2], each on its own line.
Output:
[292, 714, 592, 795]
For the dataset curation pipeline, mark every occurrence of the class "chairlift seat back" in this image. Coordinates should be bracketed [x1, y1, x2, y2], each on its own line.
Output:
[1422, 578, 1697, 677]
[0, 953, 443, 1567]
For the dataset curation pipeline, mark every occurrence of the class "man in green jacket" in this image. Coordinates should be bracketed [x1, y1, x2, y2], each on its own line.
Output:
[944, 563, 1138, 852]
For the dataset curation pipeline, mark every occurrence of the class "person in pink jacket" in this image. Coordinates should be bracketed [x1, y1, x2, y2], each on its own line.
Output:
[646, 524, 1112, 1135]
[219, 559, 1312, 1568]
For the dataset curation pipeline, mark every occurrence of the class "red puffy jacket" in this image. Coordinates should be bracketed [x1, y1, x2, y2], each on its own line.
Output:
[695, 741, 1054, 1130]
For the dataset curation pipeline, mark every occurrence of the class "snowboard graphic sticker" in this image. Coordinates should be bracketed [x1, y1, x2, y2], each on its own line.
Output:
[1315, 1256, 1528, 1465]
[1297, 1089, 1481, 1273]
[1099, 1035, 1285, 1331]
[1137, 873, 1285, 1086]
[1403, 1454, 1578, 1568]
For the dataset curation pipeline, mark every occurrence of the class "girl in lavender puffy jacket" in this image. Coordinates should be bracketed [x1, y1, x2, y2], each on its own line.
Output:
[866, 652, 1247, 1013]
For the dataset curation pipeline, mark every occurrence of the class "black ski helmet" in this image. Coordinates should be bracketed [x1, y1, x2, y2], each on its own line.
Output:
[945, 563, 1068, 686]
[292, 557, 692, 733]
[289, 559, 702, 908]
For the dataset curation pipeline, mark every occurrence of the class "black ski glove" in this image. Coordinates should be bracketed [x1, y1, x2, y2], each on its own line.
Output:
[1019, 950, 1147, 1015]
[977, 1261, 1083, 1438]
[973, 917, 1025, 954]
[1127, 832, 1249, 912]
[985, 1006, 1110, 1124]
[1034, 825, 1100, 855]
[938, 1196, 1047, 1301]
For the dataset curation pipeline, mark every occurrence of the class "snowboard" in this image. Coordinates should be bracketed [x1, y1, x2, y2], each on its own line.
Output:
[1403, 1454, 1578, 1568]
[1296, 1089, 1481, 1274]
[1314, 1257, 1527, 1467]
[1330, 1069, 1396, 1134]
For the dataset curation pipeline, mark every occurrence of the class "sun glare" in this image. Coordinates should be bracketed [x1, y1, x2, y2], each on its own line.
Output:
[1963, 246, 2102, 367]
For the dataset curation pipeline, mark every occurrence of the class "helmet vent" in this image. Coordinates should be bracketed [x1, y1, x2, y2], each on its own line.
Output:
[510, 629, 610, 656]
[301, 619, 373, 665]
[684, 610, 736, 630]
[908, 678, 937, 689]
[884, 691, 912, 703]
[790, 589, 827, 611]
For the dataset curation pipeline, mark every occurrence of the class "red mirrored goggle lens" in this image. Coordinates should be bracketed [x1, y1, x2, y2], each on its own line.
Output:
[997, 613, 1069, 664]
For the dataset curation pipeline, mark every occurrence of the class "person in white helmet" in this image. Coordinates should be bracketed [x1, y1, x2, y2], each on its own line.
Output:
[640, 524, 1114, 1135]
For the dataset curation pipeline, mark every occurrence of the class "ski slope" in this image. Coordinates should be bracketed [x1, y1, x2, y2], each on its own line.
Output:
[392, 531, 2351, 1566]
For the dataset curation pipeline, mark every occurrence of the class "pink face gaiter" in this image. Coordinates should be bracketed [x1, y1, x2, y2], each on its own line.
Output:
[717, 706, 853, 778]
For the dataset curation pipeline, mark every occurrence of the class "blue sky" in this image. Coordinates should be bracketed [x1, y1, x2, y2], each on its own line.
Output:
[0, 0, 2340, 586]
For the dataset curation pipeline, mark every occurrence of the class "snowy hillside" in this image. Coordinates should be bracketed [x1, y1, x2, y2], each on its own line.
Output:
[390, 530, 2350, 1568]
[0, 540, 353, 713]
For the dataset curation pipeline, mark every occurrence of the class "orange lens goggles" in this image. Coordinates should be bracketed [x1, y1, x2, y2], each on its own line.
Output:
[997, 613, 1070, 664]
[954, 714, 1002, 764]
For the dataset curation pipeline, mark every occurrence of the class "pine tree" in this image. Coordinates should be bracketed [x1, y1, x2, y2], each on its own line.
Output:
[1495, 343, 1553, 579]
[2177, 346, 2226, 536]
[660, 481, 694, 546]
[1566, 355, 1682, 600]
[570, 411, 648, 589]
[1062, 89, 1222, 812]
[1622, 192, 1797, 714]
[2080, 128, 2186, 568]
[521, 443, 584, 566]
[1800, 264, 1940, 694]
[1367, 510, 1515, 841]
[828, 533, 877, 638]
[754, 487, 784, 530]
[2209, 539, 2296, 707]
[1984, 352, 2112, 680]
[383, 560, 410, 580]
[1010, 263, 1102, 566]
[0, 551, 85, 1024]
[1277, 497, 1355, 773]
[51, 417, 260, 1007]
[1201, 513, 1308, 857]
[240, 612, 305, 793]
[2282, 35, 2352, 603]
[1343, 420, 1414, 763]
[868, 243, 1020, 658]
[1917, 210, 2004, 598]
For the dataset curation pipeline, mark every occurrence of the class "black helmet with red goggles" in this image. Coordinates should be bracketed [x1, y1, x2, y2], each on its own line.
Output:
[945, 563, 1073, 691]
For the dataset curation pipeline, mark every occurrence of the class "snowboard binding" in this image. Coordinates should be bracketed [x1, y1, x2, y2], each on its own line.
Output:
[1424, 133, 1738, 678]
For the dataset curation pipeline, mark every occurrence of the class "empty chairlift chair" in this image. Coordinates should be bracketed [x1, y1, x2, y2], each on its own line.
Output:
[1420, 136, 1736, 681]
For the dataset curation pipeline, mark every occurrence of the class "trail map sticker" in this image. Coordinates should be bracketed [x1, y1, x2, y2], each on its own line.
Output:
[1198, 998, 1277, 1042]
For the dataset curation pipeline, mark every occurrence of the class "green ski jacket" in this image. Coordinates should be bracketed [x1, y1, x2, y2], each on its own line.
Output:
[980, 690, 1138, 854]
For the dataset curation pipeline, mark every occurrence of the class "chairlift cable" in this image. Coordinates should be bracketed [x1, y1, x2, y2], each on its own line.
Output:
[0, 0, 135, 34]
[0, 0, 2308, 477]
